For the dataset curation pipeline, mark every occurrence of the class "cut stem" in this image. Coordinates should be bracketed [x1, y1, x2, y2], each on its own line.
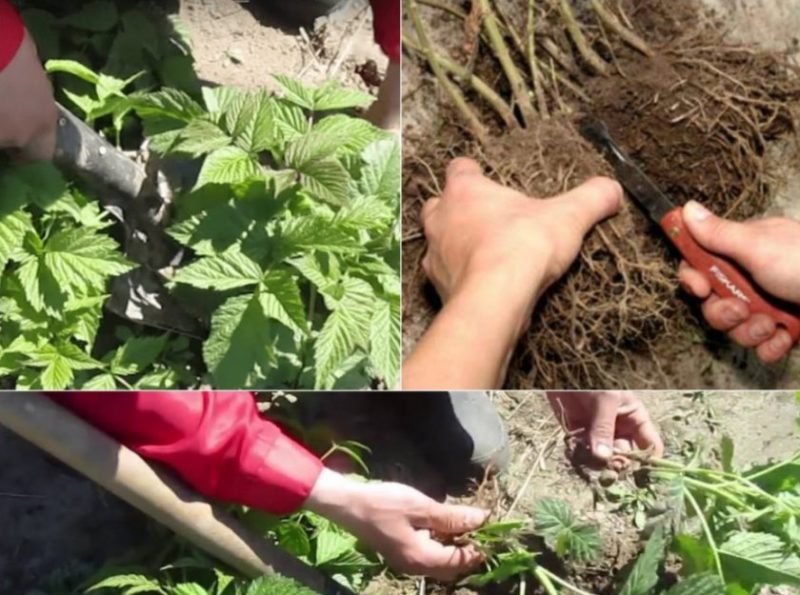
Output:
[555, 0, 609, 76]
[403, 34, 518, 128]
[407, 0, 489, 143]
[478, 0, 537, 126]
[527, 0, 550, 117]
[590, 0, 654, 57]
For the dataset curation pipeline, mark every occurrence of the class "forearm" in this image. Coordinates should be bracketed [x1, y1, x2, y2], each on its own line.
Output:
[50, 392, 324, 515]
[403, 270, 543, 389]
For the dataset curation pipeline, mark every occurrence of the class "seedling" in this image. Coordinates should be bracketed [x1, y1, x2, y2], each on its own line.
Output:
[460, 499, 600, 595]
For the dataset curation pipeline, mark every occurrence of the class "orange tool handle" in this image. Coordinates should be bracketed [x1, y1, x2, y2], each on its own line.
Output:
[661, 207, 800, 343]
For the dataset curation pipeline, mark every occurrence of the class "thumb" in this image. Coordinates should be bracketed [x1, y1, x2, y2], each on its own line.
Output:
[588, 394, 619, 461]
[551, 177, 622, 236]
[682, 202, 754, 267]
[422, 502, 489, 534]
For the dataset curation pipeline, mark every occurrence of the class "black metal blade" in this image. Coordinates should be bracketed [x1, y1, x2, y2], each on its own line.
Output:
[579, 118, 677, 224]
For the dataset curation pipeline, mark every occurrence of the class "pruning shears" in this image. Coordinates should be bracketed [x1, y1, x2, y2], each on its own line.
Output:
[580, 118, 800, 344]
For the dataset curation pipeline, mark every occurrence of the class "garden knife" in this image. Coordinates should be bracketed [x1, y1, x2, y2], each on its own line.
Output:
[53, 103, 202, 337]
[580, 117, 800, 344]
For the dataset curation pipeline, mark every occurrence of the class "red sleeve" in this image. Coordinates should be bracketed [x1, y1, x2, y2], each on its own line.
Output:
[0, 0, 25, 72]
[48, 392, 324, 515]
[369, 0, 400, 62]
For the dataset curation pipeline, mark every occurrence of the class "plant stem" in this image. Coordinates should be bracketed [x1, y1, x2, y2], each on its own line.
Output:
[533, 567, 560, 595]
[402, 34, 518, 128]
[744, 452, 800, 482]
[477, 0, 536, 126]
[416, 0, 466, 19]
[589, 0, 654, 57]
[527, 0, 549, 118]
[647, 459, 781, 506]
[307, 285, 317, 327]
[555, 0, 609, 75]
[538, 567, 596, 595]
[407, 0, 489, 143]
[684, 488, 726, 583]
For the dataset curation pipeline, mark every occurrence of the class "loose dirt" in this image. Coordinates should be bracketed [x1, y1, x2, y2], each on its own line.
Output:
[402, 0, 800, 390]
[178, 0, 385, 94]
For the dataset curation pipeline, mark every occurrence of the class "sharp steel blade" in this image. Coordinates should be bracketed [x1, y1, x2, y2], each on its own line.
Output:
[579, 118, 676, 224]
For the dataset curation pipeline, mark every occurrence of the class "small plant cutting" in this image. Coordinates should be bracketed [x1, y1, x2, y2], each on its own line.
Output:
[460, 500, 601, 595]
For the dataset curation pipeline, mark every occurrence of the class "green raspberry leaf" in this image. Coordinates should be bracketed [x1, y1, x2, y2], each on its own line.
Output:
[314, 277, 374, 388]
[369, 296, 400, 387]
[534, 498, 601, 563]
[197, 147, 262, 188]
[720, 531, 800, 589]
[174, 249, 263, 291]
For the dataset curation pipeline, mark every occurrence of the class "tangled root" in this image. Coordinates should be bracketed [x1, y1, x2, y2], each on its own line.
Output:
[403, 0, 800, 388]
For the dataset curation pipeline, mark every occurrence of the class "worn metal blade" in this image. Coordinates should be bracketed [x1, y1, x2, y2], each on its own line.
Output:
[53, 103, 202, 337]
[579, 118, 677, 223]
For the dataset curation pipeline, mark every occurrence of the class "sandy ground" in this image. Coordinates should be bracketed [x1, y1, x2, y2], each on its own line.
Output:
[401, 0, 800, 391]
[178, 0, 386, 94]
[2, 391, 797, 593]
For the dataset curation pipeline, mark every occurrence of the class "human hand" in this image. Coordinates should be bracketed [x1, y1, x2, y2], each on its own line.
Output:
[365, 60, 400, 130]
[0, 32, 57, 161]
[547, 391, 664, 466]
[421, 158, 622, 307]
[678, 201, 800, 363]
[306, 469, 488, 580]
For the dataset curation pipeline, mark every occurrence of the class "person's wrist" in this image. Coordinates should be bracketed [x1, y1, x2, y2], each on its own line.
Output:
[449, 263, 546, 343]
[305, 468, 365, 525]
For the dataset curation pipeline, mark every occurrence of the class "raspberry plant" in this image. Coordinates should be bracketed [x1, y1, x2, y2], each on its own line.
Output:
[0, 51, 400, 390]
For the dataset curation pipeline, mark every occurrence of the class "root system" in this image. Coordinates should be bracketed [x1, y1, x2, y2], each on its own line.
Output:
[402, 0, 800, 388]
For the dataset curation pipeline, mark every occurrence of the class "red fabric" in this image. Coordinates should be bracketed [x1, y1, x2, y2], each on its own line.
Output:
[370, 0, 400, 62]
[0, 0, 24, 72]
[49, 392, 323, 515]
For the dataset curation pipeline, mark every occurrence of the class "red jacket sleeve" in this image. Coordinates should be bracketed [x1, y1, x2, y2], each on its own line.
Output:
[369, 0, 400, 62]
[48, 392, 324, 515]
[0, 0, 24, 72]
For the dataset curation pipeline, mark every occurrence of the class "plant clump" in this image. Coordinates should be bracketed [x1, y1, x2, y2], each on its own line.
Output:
[403, 0, 800, 388]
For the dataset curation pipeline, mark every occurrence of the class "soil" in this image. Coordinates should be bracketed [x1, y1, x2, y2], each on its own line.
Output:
[402, 0, 800, 390]
[178, 0, 386, 94]
[4, 391, 796, 594]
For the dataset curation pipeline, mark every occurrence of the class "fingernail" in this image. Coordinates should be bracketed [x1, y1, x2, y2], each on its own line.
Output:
[723, 304, 746, 326]
[465, 509, 488, 526]
[750, 324, 773, 342]
[594, 443, 613, 459]
[686, 201, 711, 222]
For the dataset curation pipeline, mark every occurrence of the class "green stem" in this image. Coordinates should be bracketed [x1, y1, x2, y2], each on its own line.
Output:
[684, 488, 725, 583]
[744, 452, 800, 482]
[533, 567, 560, 595]
[538, 567, 596, 595]
[648, 460, 780, 506]
[307, 285, 317, 328]
[682, 477, 754, 511]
